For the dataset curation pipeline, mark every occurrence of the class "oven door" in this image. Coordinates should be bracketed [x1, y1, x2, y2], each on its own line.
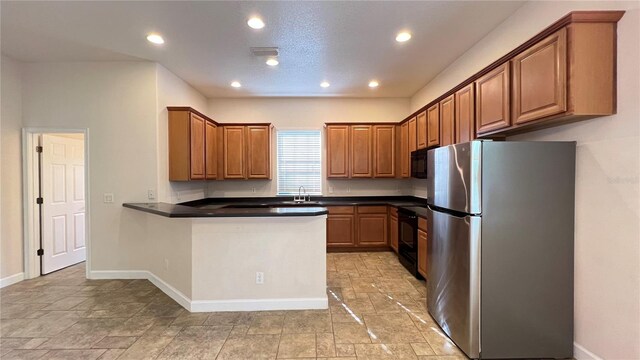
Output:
[398, 211, 418, 273]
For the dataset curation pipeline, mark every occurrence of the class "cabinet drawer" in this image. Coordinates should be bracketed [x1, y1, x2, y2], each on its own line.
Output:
[390, 206, 398, 217]
[357, 206, 387, 214]
[328, 206, 355, 215]
[418, 217, 427, 232]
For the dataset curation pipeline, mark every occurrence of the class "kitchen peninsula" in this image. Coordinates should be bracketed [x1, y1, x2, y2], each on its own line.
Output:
[122, 202, 328, 312]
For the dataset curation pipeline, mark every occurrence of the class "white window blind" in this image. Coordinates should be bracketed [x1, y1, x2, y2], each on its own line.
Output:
[277, 130, 322, 195]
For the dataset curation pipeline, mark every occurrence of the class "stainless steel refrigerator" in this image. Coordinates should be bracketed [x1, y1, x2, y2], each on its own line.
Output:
[426, 140, 575, 359]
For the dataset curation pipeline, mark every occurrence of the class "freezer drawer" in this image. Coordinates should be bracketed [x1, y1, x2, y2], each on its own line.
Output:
[427, 207, 481, 359]
[427, 141, 481, 214]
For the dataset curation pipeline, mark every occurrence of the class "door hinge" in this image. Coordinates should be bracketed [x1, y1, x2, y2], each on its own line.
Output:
[37, 249, 44, 256]
[36, 146, 43, 153]
[36, 197, 43, 204]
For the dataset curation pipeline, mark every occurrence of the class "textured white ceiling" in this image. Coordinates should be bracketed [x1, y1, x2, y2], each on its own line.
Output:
[1, 1, 525, 97]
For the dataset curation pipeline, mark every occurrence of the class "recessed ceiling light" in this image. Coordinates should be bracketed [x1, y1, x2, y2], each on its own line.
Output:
[146, 33, 165, 45]
[247, 17, 265, 29]
[231, 81, 242, 88]
[368, 80, 379, 88]
[320, 81, 330, 88]
[266, 58, 279, 66]
[395, 32, 412, 43]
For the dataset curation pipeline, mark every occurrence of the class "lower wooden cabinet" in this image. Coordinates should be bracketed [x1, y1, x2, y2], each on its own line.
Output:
[327, 205, 389, 250]
[357, 206, 388, 247]
[417, 217, 428, 279]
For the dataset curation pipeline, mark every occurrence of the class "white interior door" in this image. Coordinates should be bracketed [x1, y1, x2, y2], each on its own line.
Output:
[42, 134, 86, 274]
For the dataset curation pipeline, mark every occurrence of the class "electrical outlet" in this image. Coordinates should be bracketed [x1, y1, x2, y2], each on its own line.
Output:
[148, 189, 156, 200]
[164, 259, 169, 270]
[104, 193, 114, 203]
[347, 187, 351, 193]
[252, 188, 256, 194]
[256, 272, 264, 284]
[329, 186, 334, 194]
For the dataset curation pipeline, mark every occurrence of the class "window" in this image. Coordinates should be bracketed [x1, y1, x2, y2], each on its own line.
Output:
[277, 130, 322, 195]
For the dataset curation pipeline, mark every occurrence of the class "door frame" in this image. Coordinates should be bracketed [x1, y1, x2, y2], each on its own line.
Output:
[22, 128, 91, 279]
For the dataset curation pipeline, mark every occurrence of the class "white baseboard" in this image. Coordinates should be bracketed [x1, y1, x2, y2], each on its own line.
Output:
[0, 272, 25, 288]
[89, 270, 327, 313]
[89, 270, 148, 280]
[190, 297, 328, 312]
[145, 272, 192, 311]
[574, 342, 603, 360]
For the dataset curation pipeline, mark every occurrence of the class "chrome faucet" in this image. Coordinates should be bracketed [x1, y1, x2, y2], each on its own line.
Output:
[294, 186, 311, 203]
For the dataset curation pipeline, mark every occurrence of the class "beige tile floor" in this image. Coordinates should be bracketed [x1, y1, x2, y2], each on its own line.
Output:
[0, 252, 467, 359]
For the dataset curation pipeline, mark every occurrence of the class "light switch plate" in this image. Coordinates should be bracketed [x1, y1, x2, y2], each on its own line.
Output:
[104, 193, 114, 203]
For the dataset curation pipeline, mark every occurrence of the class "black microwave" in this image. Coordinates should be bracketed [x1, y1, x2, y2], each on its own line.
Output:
[411, 148, 428, 178]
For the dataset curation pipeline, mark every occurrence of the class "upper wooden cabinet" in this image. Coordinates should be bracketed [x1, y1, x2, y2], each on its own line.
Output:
[476, 62, 511, 134]
[416, 111, 427, 149]
[408, 117, 417, 152]
[440, 95, 455, 147]
[205, 121, 218, 180]
[246, 125, 271, 179]
[373, 125, 395, 178]
[189, 113, 206, 180]
[400, 122, 410, 178]
[350, 125, 373, 178]
[512, 28, 567, 124]
[402, 12, 622, 139]
[168, 108, 217, 181]
[222, 126, 245, 179]
[427, 104, 440, 148]
[326, 123, 396, 179]
[455, 83, 476, 143]
[326, 125, 350, 178]
[222, 124, 271, 180]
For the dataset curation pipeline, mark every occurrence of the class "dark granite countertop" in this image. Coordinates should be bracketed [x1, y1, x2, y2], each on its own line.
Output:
[123, 196, 428, 218]
[123, 203, 329, 218]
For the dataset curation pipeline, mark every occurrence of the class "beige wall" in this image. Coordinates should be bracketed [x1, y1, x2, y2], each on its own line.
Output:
[409, 2, 640, 359]
[206, 97, 414, 198]
[21, 61, 160, 272]
[156, 64, 209, 204]
[0, 55, 24, 280]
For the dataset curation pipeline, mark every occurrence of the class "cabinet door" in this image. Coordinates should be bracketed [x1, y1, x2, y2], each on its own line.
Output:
[440, 95, 455, 147]
[400, 122, 410, 178]
[512, 28, 567, 124]
[408, 117, 417, 152]
[189, 113, 206, 180]
[455, 83, 476, 144]
[373, 125, 395, 178]
[417, 111, 427, 149]
[326, 125, 350, 178]
[417, 229, 428, 278]
[223, 126, 245, 179]
[205, 121, 217, 180]
[476, 62, 511, 134]
[246, 125, 270, 179]
[390, 215, 398, 253]
[357, 214, 388, 247]
[427, 104, 440, 148]
[327, 215, 356, 247]
[350, 125, 373, 178]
